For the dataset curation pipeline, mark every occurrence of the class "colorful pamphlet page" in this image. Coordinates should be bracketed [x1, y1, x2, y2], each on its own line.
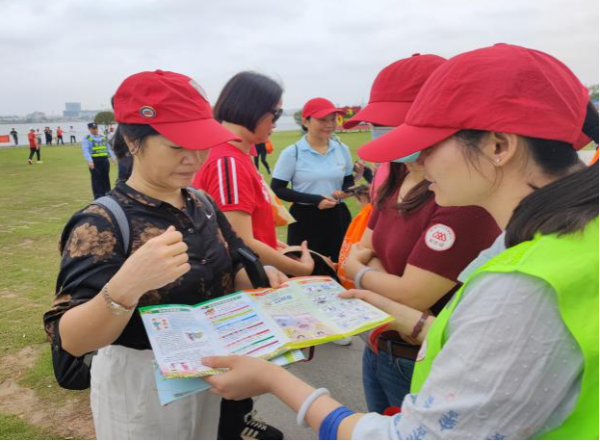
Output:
[140, 276, 393, 379]
[153, 349, 306, 406]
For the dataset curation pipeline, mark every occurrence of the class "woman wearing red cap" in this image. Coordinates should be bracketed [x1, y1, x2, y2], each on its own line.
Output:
[201, 44, 598, 439]
[340, 54, 500, 414]
[271, 98, 355, 262]
[193, 72, 316, 281]
[44, 70, 286, 440]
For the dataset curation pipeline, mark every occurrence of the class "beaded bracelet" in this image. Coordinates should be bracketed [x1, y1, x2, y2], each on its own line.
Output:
[411, 311, 429, 339]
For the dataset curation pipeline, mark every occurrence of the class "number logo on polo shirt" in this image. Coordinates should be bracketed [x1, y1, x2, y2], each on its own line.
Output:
[424, 224, 456, 251]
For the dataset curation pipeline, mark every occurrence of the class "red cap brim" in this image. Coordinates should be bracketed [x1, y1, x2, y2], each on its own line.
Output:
[309, 108, 345, 119]
[344, 101, 412, 129]
[358, 124, 458, 162]
[151, 118, 240, 150]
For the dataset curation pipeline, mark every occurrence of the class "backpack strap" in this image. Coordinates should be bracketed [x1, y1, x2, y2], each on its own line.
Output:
[187, 187, 215, 218]
[94, 196, 131, 256]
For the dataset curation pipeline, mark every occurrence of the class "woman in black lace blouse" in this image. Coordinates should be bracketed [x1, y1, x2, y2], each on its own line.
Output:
[43, 70, 286, 440]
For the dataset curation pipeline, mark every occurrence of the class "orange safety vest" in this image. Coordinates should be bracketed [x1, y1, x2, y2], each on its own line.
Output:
[590, 149, 599, 165]
[337, 203, 373, 289]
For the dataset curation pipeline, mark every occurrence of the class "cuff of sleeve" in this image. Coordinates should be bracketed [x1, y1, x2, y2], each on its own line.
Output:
[351, 412, 398, 440]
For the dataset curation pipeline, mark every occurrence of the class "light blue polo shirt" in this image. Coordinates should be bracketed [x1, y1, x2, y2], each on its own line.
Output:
[272, 135, 353, 196]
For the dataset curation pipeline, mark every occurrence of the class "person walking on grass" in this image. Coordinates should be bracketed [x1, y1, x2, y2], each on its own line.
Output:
[253, 141, 271, 174]
[56, 126, 65, 145]
[10, 127, 18, 145]
[27, 128, 42, 164]
[69, 126, 77, 144]
[44, 127, 53, 145]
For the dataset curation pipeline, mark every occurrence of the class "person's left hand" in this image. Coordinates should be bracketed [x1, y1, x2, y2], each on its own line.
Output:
[348, 244, 374, 266]
[265, 266, 289, 288]
[202, 355, 280, 400]
[343, 245, 375, 279]
[332, 190, 352, 199]
[353, 161, 366, 181]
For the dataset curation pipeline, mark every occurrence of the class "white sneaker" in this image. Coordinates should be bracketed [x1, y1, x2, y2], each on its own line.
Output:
[332, 337, 352, 346]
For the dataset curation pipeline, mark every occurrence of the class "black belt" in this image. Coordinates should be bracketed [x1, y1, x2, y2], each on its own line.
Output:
[376, 337, 420, 360]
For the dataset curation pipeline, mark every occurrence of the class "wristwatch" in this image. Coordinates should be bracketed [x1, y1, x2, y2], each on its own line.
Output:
[101, 283, 137, 315]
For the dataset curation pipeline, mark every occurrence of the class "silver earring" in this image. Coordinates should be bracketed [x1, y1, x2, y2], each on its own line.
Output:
[495, 158, 501, 164]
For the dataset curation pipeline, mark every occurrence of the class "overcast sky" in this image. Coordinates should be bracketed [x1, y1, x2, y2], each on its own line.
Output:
[1, 0, 598, 116]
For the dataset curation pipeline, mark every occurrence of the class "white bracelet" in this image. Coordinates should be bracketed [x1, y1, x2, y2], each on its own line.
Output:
[355, 267, 377, 290]
[296, 387, 330, 428]
[264, 265, 277, 272]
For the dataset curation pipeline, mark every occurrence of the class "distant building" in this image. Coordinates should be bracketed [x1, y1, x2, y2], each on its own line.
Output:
[63, 102, 82, 118]
[80, 110, 105, 119]
[0, 115, 21, 122]
[25, 111, 47, 122]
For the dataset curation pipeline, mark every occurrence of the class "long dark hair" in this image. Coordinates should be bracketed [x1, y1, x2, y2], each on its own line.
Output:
[375, 162, 433, 213]
[456, 101, 599, 247]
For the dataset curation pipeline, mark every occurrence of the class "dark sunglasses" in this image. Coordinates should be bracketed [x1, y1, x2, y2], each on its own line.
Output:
[269, 108, 283, 123]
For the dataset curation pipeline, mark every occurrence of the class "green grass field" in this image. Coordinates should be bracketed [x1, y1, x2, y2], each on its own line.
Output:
[0, 129, 371, 438]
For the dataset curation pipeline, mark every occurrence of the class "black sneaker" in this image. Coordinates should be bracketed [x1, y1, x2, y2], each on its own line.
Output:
[241, 410, 284, 440]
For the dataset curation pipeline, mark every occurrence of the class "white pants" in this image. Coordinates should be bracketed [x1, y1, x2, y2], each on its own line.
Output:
[90, 345, 220, 440]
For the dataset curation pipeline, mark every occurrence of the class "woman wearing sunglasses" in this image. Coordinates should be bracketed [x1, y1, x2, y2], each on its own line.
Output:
[201, 44, 598, 440]
[193, 72, 315, 279]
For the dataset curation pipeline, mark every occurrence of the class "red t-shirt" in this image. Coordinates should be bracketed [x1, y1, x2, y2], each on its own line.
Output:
[369, 189, 500, 284]
[28, 132, 37, 148]
[193, 143, 278, 249]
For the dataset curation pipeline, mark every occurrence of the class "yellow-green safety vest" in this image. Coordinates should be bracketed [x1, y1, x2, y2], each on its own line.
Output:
[87, 135, 109, 158]
[411, 217, 599, 439]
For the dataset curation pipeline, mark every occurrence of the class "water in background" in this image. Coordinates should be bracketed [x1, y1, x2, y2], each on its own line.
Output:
[0, 115, 300, 146]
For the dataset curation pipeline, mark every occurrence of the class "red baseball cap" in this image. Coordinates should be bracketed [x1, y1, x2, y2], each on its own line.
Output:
[302, 98, 344, 119]
[359, 44, 590, 162]
[113, 70, 239, 150]
[344, 54, 446, 129]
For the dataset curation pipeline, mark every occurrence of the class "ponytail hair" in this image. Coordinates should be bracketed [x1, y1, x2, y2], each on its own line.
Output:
[505, 102, 599, 247]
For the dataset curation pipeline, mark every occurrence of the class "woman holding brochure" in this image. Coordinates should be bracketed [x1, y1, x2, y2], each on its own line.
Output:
[203, 44, 598, 439]
[43, 70, 286, 440]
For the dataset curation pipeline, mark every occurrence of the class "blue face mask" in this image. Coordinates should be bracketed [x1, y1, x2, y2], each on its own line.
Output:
[371, 126, 394, 140]
[371, 126, 421, 163]
[391, 151, 421, 163]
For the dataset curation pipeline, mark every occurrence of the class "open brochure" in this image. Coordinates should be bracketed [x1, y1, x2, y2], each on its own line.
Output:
[140, 276, 393, 379]
[153, 350, 306, 406]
